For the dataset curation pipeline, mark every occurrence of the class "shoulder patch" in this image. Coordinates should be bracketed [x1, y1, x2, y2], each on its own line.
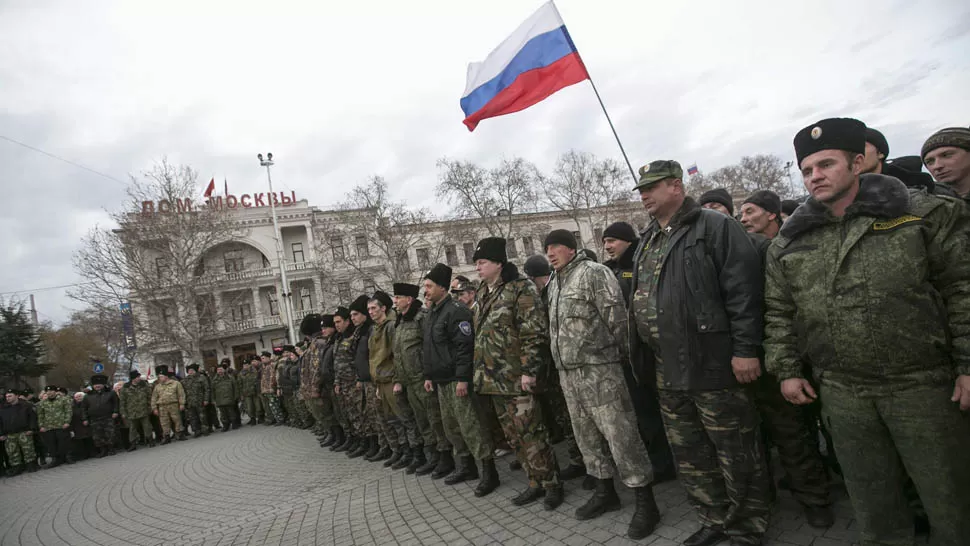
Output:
[872, 214, 922, 231]
[458, 321, 472, 336]
[621, 272, 633, 278]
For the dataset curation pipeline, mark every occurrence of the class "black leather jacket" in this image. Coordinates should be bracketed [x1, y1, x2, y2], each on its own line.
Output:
[422, 295, 475, 384]
[603, 239, 638, 304]
[629, 197, 763, 391]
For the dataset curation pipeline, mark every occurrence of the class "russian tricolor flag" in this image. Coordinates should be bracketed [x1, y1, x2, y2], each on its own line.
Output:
[460, 2, 590, 132]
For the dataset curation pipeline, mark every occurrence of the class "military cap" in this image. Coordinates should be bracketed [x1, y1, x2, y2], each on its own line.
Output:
[424, 263, 453, 289]
[129, 369, 141, 380]
[634, 160, 683, 190]
[260, 351, 272, 358]
[451, 277, 477, 293]
[370, 290, 393, 311]
[282, 344, 297, 354]
[300, 313, 323, 336]
[793, 118, 866, 166]
[698, 188, 734, 215]
[320, 314, 335, 328]
[155, 365, 169, 377]
[90, 374, 109, 385]
[348, 294, 370, 315]
[44, 385, 57, 392]
[393, 283, 420, 299]
[472, 237, 507, 263]
[921, 127, 970, 159]
[742, 190, 782, 216]
[186, 363, 200, 372]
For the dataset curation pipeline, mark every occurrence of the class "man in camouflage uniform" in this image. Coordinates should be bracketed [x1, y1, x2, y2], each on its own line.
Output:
[239, 357, 264, 425]
[298, 314, 334, 438]
[279, 346, 306, 428]
[422, 263, 490, 486]
[546, 231, 661, 539]
[37, 386, 73, 467]
[393, 282, 449, 475]
[82, 374, 120, 457]
[765, 118, 970, 546]
[211, 365, 239, 431]
[0, 389, 38, 475]
[347, 295, 388, 460]
[472, 239, 561, 508]
[260, 351, 284, 425]
[182, 363, 211, 436]
[368, 291, 417, 469]
[631, 160, 770, 546]
[332, 306, 364, 454]
[120, 370, 155, 449]
[151, 366, 186, 444]
[316, 315, 341, 446]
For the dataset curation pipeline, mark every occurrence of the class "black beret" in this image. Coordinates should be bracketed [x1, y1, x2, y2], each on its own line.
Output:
[543, 229, 577, 251]
[472, 237, 507, 263]
[794, 118, 866, 166]
[602, 222, 638, 243]
[424, 263, 453, 289]
[300, 313, 323, 336]
[321, 314, 335, 328]
[865, 128, 889, 159]
[698, 188, 734, 215]
[523, 255, 551, 278]
[334, 306, 351, 320]
[129, 369, 141, 380]
[393, 283, 420, 298]
[742, 190, 782, 216]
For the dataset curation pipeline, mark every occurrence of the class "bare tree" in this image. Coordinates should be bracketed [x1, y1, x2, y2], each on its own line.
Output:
[71, 159, 249, 365]
[685, 154, 796, 204]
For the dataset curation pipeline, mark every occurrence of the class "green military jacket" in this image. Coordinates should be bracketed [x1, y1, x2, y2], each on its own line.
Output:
[765, 174, 970, 386]
[181, 373, 210, 408]
[369, 312, 397, 384]
[547, 253, 629, 370]
[333, 326, 357, 385]
[37, 395, 72, 430]
[299, 336, 327, 399]
[473, 262, 549, 395]
[237, 368, 260, 397]
[119, 380, 153, 420]
[151, 380, 185, 409]
[211, 374, 238, 405]
[393, 302, 426, 385]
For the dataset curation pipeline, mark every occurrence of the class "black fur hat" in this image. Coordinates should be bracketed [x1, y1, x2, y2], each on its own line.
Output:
[90, 374, 109, 386]
[321, 314, 335, 328]
[393, 283, 420, 298]
[424, 263, 453, 289]
[472, 237, 507, 263]
[129, 369, 141, 380]
[300, 313, 323, 336]
[155, 365, 169, 377]
[334, 306, 351, 320]
[371, 291, 393, 311]
[349, 295, 370, 315]
[794, 118, 866, 166]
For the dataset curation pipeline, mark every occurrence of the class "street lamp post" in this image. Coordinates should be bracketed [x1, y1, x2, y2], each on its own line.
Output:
[258, 153, 298, 344]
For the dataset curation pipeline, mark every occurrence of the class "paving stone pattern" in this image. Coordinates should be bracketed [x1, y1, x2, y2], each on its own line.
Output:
[0, 426, 863, 546]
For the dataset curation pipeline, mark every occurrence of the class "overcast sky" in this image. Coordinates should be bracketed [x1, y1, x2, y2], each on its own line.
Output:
[1, 0, 968, 325]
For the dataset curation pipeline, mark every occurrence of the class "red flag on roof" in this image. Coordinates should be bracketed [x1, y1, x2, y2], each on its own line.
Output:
[203, 177, 216, 198]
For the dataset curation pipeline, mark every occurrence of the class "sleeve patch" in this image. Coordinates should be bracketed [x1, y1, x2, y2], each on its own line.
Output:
[458, 321, 473, 336]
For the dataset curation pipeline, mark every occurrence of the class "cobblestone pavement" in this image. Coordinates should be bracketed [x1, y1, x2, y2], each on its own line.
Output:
[0, 425, 863, 546]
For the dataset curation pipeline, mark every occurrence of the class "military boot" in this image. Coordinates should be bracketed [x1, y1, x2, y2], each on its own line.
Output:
[193, 430, 202, 439]
[334, 434, 354, 453]
[627, 485, 661, 540]
[575, 478, 621, 520]
[559, 463, 587, 481]
[444, 455, 478, 485]
[431, 450, 454, 480]
[160, 437, 172, 446]
[26, 461, 40, 473]
[384, 447, 404, 467]
[321, 426, 341, 448]
[406, 446, 426, 475]
[512, 486, 544, 506]
[543, 484, 564, 511]
[126, 444, 137, 452]
[373, 445, 393, 462]
[348, 437, 369, 459]
[473, 458, 499, 497]
[365, 438, 384, 461]
[7, 465, 24, 477]
[417, 449, 441, 477]
[392, 446, 414, 470]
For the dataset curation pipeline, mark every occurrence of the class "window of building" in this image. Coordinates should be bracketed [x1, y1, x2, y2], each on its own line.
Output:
[291, 242, 304, 263]
[593, 227, 604, 244]
[572, 231, 583, 248]
[416, 248, 431, 270]
[300, 286, 312, 311]
[445, 244, 458, 266]
[364, 278, 377, 294]
[463, 242, 475, 265]
[262, 255, 271, 269]
[267, 292, 279, 316]
[159, 306, 173, 327]
[522, 237, 535, 256]
[506, 239, 518, 259]
[355, 235, 369, 257]
[156, 257, 170, 280]
[337, 282, 352, 303]
[224, 250, 244, 273]
[330, 237, 344, 261]
[232, 303, 252, 322]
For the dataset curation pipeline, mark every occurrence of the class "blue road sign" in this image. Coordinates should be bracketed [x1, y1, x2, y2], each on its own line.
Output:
[93, 362, 104, 374]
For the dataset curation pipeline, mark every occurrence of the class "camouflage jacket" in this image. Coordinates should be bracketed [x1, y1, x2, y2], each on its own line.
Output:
[211, 374, 238, 405]
[119, 380, 153, 420]
[151, 380, 185, 409]
[299, 335, 328, 399]
[765, 175, 970, 386]
[369, 313, 397, 384]
[473, 262, 549, 395]
[333, 326, 358, 385]
[278, 359, 300, 395]
[237, 369, 260, 397]
[259, 360, 277, 394]
[181, 373, 210, 407]
[37, 395, 72, 430]
[393, 301, 426, 385]
[547, 253, 629, 369]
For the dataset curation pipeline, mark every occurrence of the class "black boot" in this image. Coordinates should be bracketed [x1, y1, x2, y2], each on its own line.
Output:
[334, 433, 354, 453]
[582, 474, 596, 490]
[364, 437, 381, 461]
[544, 484, 564, 511]
[7, 465, 24, 477]
[373, 445, 393, 461]
[384, 447, 404, 467]
[126, 444, 137, 452]
[559, 463, 587, 481]
[348, 437, 369, 459]
[512, 486, 544, 506]
[392, 446, 414, 470]
[445, 455, 478, 485]
[473, 458, 499, 497]
[575, 478, 621, 520]
[627, 485, 661, 539]
[683, 526, 726, 546]
[431, 450, 454, 480]
[322, 426, 341, 448]
[406, 446, 426, 475]
[26, 461, 40, 473]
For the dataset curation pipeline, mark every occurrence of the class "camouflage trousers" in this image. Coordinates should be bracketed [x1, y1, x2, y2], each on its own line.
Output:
[539, 381, 585, 467]
[749, 373, 830, 507]
[364, 383, 394, 448]
[5, 432, 36, 466]
[559, 364, 653, 487]
[128, 416, 154, 444]
[90, 417, 116, 449]
[157, 403, 183, 437]
[405, 380, 451, 452]
[305, 396, 335, 433]
[185, 405, 210, 434]
[438, 383, 493, 460]
[478, 395, 510, 450]
[659, 388, 771, 542]
[281, 394, 297, 424]
[820, 381, 970, 546]
[262, 394, 284, 424]
[488, 393, 560, 488]
[377, 382, 419, 449]
[242, 395, 265, 423]
[335, 380, 365, 436]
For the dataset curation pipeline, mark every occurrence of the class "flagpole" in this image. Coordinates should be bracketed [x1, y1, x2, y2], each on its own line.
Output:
[550, 1, 638, 185]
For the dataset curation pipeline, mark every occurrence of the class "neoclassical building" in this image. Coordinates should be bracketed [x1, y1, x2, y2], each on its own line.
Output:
[133, 197, 646, 375]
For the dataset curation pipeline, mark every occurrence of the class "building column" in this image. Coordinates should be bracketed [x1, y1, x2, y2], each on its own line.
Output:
[252, 287, 264, 324]
[214, 291, 225, 331]
[305, 222, 317, 264]
[312, 276, 324, 312]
